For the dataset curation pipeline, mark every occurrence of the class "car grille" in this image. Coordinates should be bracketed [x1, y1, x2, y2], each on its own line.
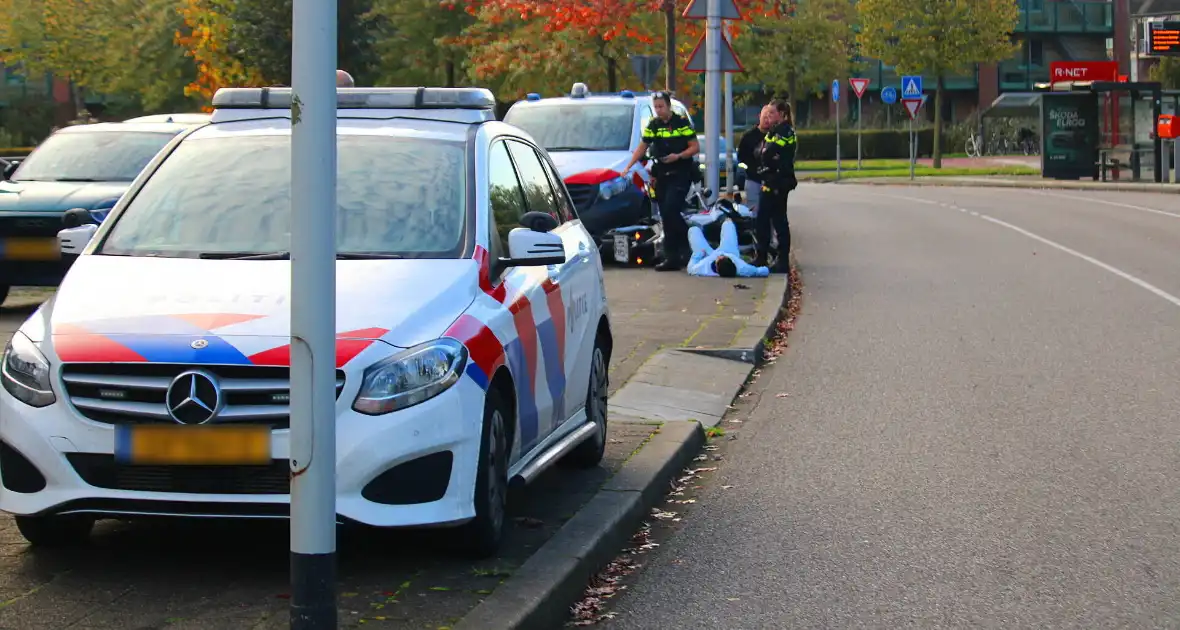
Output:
[60, 363, 346, 430]
[0, 214, 63, 237]
[66, 453, 290, 494]
[565, 183, 598, 213]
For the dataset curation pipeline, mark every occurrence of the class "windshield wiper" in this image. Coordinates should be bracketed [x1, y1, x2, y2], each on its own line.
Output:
[200, 251, 290, 260]
[546, 146, 600, 151]
[52, 177, 104, 182]
[336, 252, 404, 259]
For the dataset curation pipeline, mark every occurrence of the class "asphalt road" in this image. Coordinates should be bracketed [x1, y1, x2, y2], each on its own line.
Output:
[602, 184, 1180, 628]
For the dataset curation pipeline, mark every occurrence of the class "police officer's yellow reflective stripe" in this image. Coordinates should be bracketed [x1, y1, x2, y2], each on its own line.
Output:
[765, 133, 797, 146]
[643, 127, 656, 139]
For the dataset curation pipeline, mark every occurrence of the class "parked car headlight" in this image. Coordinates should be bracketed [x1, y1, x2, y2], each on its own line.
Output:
[352, 338, 468, 415]
[599, 176, 629, 201]
[1, 332, 55, 407]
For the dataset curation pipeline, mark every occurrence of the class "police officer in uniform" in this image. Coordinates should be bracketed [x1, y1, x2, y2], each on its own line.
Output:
[623, 91, 700, 271]
[753, 99, 797, 273]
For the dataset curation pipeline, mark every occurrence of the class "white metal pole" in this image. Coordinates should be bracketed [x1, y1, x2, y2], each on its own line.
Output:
[705, 0, 721, 202]
[857, 96, 862, 169]
[289, 0, 338, 625]
[909, 117, 915, 181]
[724, 72, 735, 195]
[836, 99, 841, 182]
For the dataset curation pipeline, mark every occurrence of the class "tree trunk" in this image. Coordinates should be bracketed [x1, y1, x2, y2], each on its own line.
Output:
[788, 71, 799, 127]
[607, 57, 618, 92]
[664, 0, 676, 93]
[933, 75, 944, 169]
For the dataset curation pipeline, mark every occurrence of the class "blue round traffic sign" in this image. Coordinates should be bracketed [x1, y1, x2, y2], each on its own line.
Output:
[831, 79, 840, 103]
[881, 86, 898, 105]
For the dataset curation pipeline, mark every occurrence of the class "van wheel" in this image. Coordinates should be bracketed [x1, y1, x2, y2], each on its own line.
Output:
[14, 514, 95, 547]
[563, 340, 608, 468]
[456, 388, 510, 558]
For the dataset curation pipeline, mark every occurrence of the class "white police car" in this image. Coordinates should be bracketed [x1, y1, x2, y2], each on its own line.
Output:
[503, 83, 695, 244]
[0, 87, 613, 558]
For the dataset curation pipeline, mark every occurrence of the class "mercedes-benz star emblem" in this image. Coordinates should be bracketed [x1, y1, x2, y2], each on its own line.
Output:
[166, 370, 223, 424]
[191, 339, 209, 349]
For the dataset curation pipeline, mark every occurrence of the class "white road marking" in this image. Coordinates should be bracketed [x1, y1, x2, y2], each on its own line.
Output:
[878, 193, 1180, 309]
[1030, 191, 1180, 220]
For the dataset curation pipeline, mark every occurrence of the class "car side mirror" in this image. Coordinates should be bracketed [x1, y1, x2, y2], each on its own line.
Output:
[504, 227, 566, 267]
[63, 207, 97, 228]
[519, 210, 559, 233]
[58, 224, 98, 256]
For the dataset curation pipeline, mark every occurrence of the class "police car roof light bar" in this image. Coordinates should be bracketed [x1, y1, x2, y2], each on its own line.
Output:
[211, 87, 496, 110]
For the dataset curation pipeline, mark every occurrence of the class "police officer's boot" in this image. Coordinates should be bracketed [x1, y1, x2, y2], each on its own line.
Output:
[655, 244, 685, 271]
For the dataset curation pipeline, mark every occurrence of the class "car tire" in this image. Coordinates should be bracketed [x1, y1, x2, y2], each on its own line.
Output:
[456, 388, 510, 559]
[14, 514, 95, 547]
[563, 339, 609, 468]
[0, 285, 9, 307]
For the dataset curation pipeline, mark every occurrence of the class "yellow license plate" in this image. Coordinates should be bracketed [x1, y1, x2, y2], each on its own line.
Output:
[2, 237, 61, 261]
[115, 424, 272, 465]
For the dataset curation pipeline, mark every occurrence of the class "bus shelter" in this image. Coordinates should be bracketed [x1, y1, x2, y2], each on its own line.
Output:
[1033, 80, 1163, 182]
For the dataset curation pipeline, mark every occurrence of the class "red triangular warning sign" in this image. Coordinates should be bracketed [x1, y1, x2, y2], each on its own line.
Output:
[902, 97, 923, 119]
[683, 0, 742, 20]
[684, 33, 744, 73]
[849, 78, 869, 99]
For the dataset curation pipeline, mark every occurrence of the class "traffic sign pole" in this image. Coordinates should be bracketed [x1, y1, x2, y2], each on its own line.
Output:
[724, 72, 735, 195]
[849, 78, 868, 170]
[705, 0, 720, 202]
[289, 0, 338, 625]
[832, 79, 841, 182]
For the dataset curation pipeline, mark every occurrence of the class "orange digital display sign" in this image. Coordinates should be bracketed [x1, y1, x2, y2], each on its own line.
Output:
[1151, 22, 1180, 55]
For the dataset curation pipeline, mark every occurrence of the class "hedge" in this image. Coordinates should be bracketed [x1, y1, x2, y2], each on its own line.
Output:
[795, 128, 941, 161]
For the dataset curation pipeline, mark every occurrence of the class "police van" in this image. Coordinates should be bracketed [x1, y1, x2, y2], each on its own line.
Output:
[503, 83, 696, 248]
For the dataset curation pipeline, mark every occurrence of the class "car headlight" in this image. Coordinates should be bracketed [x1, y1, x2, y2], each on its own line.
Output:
[1, 332, 55, 408]
[352, 338, 468, 415]
[599, 176, 629, 200]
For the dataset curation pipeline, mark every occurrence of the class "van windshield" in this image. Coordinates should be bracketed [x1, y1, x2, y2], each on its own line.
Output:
[98, 135, 468, 259]
[504, 103, 633, 152]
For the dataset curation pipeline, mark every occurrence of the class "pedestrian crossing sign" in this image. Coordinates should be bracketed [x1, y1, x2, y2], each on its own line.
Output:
[902, 75, 923, 99]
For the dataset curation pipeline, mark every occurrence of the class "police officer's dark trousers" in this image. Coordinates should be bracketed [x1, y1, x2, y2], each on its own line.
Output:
[655, 176, 691, 266]
[755, 186, 790, 269]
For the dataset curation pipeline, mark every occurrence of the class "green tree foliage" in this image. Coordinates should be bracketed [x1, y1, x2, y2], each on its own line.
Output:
[1149, 57, 1180, 90]
[734, 0, 860, 116]
[0, 0, 199, 112]
[222, 0, 381, 85]
[857, 0, 1018, 167]
[367, 0, 475, 87]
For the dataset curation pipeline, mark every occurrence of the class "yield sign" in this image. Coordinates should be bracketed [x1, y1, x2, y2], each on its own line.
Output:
[849, 77, 870, 99]
[902, 97, 923, 119]
[683, 0, 743, 19]
[684, 32, 744, 73]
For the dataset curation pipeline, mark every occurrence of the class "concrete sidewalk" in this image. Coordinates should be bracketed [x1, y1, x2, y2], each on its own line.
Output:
[0, 268, 790, 630]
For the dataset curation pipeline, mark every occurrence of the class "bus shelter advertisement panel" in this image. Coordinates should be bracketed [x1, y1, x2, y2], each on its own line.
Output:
[1041, 93, 1099, 180]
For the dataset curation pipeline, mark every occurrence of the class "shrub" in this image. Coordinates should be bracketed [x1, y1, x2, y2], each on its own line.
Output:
[795, 128, 939, 160]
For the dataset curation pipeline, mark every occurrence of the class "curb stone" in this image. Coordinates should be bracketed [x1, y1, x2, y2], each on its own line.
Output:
[453, 268, 794, 630]
[452, 420, 704, 630]
[830, 176, 1180, 194]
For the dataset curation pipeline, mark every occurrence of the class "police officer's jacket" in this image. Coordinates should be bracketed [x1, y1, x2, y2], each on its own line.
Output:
[644, 113, 697, 181]
[756, 121, 798, 193]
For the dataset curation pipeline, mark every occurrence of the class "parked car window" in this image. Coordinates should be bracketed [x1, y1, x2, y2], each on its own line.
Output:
[12, 130, 178, 182]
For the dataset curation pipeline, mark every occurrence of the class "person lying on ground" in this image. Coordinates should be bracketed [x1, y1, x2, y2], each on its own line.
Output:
[687, 218, 769, 278]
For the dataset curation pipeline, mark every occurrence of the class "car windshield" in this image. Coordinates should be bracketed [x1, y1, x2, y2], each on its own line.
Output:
[11, 130, 177, 182]
[97, 134, 467, 259]
[504, 103, 633, 151]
